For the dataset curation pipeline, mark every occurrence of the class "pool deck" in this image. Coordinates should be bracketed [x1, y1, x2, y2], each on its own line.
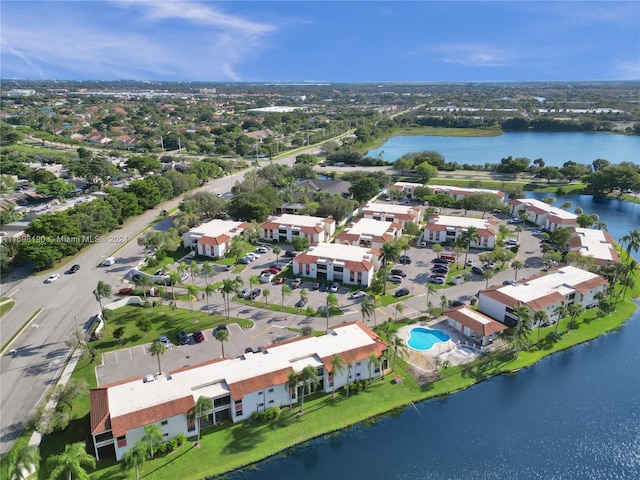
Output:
[397, 318, 483, 371]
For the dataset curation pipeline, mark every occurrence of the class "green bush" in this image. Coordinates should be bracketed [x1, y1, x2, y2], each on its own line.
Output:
[252, 407, 281, 422]
[176, 433, 186, 446]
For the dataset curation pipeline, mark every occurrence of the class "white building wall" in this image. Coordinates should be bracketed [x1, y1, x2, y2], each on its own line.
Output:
[477, 294, 507, 323]
[116, 414, 188, 460]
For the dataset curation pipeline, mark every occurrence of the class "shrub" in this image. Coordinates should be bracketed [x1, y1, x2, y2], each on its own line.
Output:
[252, 407, 281, 422]
[175, 433, 186, 446]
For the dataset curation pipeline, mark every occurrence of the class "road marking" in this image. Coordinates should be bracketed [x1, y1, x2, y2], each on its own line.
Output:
[376, 307, 393, 320]
[252, 325, 273, 339]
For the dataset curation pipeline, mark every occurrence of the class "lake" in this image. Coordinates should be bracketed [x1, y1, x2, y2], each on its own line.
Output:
[367, 131, 640, 167]
[225, 191, 640, 480]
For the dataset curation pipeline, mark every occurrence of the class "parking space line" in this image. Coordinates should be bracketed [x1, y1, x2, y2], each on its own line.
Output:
[251, 325, 273, 339]
[376, 307, 393, 320]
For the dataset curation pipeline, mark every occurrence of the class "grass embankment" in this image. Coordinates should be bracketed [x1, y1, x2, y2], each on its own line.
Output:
[428, 174, 587, 195]
[32, 272, 639, 480]
[0, 299, 15, 318]
[363, 126, 503, 150]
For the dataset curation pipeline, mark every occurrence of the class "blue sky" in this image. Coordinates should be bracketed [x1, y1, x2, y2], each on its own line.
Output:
[2, 1, 639, 82]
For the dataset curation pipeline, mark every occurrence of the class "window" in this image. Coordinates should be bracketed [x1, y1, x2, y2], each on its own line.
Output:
[268, 388, 274, 393]
[258, 391, 263, 396]
[163, 433, 169, 438]
[187, 416, 196, 432]
[356, 362, 361, 366]
[214, 395, 231, 407]
[268, 400, 274, 404]
[258, 403, 264, 407]
[117, 436, 127, 448]
[356, 372, 361, 377]
[161, 420, 168, 426]
[236, 410, 243, 417]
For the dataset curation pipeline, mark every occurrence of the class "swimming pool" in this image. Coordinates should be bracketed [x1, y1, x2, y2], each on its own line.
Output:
[407, 327, 451, 351]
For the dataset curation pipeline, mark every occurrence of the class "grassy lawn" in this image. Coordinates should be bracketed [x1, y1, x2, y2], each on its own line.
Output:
[0, 299, 15, 318]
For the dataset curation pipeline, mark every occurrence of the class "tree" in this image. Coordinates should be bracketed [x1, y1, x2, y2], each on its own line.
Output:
[345, 363, 354, 397]
[248, 274, 260, 299]
[189, 260, 199, 285]
[299, 365, 319, 414]
[215, 328, 229, 357]
[263, 288, 271, 306]
[567, 303, 585, 330]
[187, 284, 198, 312]
[150, 340, 166, 375]
[534, 310, 549, 347]
[367, 353, 380, 385]
[394, 303, 404, 323]
[291, 236, 310, 252]
[325, 292, 339, 332]
[139, 275, 154, 300]
[620, 229, 640, 264]
[514, 225, 523, 241]
[553, 304, 567, 337]
[415, 161, 438, 183]
[201, 261, 215, 287]
[513, 305, 532, 358]
[94, 281, 112, 313]
[272, 246, 282, 264]
[549, 227, 572, 251]
[380, 241, 401, 295]
[6, 443, 40, 480]
[390, 335, 408, 373]
[425, 284, 437, 316]
[220, 276, 242, 320]
[281, 284, 292, 309]
[349, 177, 381, 203]
[142, 424, 163, 460]
[361, 296, 376, 325]
[432, 243, 444, 258]
[121, 443, 147, 480]
[462, 226, 480, 265]
[168, 271, 180, 306]
[560, 201, 572, 211]
[48, 442, 96, 480]
[194, 395, 213, 445]
[287, 371, 299, 410]
[51, 379, 88, 412]
[482, 269, 494, 289]
[511, 260, 523, 280]
[204, 283, 216, 315]
[330, 354, 345, 397]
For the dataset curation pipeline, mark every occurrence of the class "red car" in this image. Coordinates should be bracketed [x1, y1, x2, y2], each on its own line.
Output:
[193, 331, 205, 343]
[268, 267, 281, 274]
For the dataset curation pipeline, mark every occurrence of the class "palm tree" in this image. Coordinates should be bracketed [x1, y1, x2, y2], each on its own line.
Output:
[390, 335, 408, 373]
[361, 296, 376, 324]
[168, 271, 180, 306]
[330, 354, 345, 397]
[187, 284, 198, 312]
[299, 288, 308, 305]
[248, 275, 261, 299]
[201, 261, 214, 287]
[380, 241, 401, 295]
[177, 261, 188, 282]
[462, 226, 480, 265]
[287, 371, 299, 410]
[325, 292, 339, 332]
[367, 353, 380, 384]
[453, 237, 466, 268]
[511, 260, 523, 280]
[121, 443, 146, 480]
[620, 229, 640, 263]
[425, 284, 436, 315]
[263, 288, 271, 306]
[273, 245, 282, 264]
[515, 225, 523, 241]
[94, 280, 112, 312]
[345, 363, 354, 397]
[534, 310, 549, 347]
[553, 304, 567, 337]
[281, 284, 292, 309]
[215, 328, 229, 357]
[567, 303, 585, 331]
[220, 277, 241, 320]
[299, 365, 319, 414]
[189, 260, 199, 286]
[620, 259, 637, 300]
[149, 340, 166, 375]
[513, 304, 532, 358]
[394, 303, 404, 322]
[48, 442, 96, 480]
[203, 283, 216, 315]
[594, 220, 608, 231]
[142, 424, 163, 460]
[483, 269, 494, 289]
[440, 295, 448, 313]
[194, 395, 213, 445]
[6, 443, 40, 480]
[560, 201, 572, 211]
[139, 275, 154, 300]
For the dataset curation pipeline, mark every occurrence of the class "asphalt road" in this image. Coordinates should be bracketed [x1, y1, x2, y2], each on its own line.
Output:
[0, 147, 319, 456]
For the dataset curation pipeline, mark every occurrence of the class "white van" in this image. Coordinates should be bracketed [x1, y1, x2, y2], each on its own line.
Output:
[103, 257, 116, 266]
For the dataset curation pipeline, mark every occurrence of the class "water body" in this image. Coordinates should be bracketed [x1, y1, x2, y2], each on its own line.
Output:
[226, 309, 640, 480]
[525, 192, 640, 261]
[226, 193, 640, 480]
[367, 132, 640, 167]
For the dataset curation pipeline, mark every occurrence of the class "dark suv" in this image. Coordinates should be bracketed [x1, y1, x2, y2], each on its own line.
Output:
[390, 268, 406, 277]
[178, 330, 189, 345]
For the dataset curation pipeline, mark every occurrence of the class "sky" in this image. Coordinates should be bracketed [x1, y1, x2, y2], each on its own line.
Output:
[1, 1, 639, 82]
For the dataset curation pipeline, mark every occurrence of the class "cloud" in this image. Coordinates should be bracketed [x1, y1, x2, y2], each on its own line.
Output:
[611, 60, 640, 81]
[0, 1, 276, 80]
[429, 44, 510, 67]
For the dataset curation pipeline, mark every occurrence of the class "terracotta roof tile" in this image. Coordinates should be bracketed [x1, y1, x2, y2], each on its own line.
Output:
[228, 368, 293, 400]
[445, 306, 508, 336]
[110, 396, 195, 437]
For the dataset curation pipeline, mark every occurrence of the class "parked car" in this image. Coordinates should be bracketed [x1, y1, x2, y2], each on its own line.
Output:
[394, 288, 410, 297]
[268, 267, 281, 274]
[68, 264, 80, 274]
[178, 330, 189, 345]
[291, 278, 302, 289]
[320, 283, 330, 292]
[329, 282, 340, 293]
[483, 263, 495, 270]
[45, 273, 60, 283]
[431, 269, 449, 276]
[193, 331, 205, 343]
[311, 282, 321, 290]
[213, 324, 228, 337]
[238, 256, 251, 264]
[449, 300, 465, 307]
[249, 288, 261, 300]
[224, 265, 234, 271]
[103, 257, 116, 266]
[508, 218, 523, 224]
[244, 347, 255, 354]
[471, 266, 484, 276]
[390, 268, 406, 277]
[246, 252, 260, 260]
[283, 250, 296, 257]
[240, 288, 251, 298]
[388, 275, 403, 284]
[158, 335, 171, 347]
[256, 246, 268, 254]
[503, 280, 517, 286]
[432, 258, 449, 264]
[347, 291, 367, 300]
[398, 255, 412, 264]
[295, 298, 309, 308]
[427, 276, 445, 284]
[465, 259, 474, 267]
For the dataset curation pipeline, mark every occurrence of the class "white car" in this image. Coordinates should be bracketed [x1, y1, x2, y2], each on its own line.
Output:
[45, 273, 60, 283]
[347, 291, 367, 300]
[256, 246, 268, 254]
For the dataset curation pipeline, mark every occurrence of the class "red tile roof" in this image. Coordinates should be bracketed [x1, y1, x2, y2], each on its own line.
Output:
[199, 233, 230, 246]
[110, 395, 195, 437]
[445, 306, 508, 336]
